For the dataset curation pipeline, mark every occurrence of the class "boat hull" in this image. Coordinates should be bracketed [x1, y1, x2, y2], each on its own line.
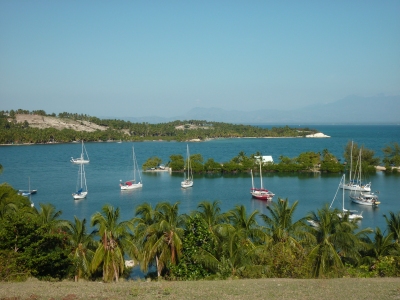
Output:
[339, 183, 371, 192]
[71, 158, 89, 164]
[181, 180, 193, 188]
[120, 183, 143, 190]
[250, 189, 274, 201]
[350, 193, 380, 206]
[73, 191, 87, 200]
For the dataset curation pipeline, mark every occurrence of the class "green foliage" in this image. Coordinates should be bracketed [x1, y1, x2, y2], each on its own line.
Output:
[382, 142, 400, 167]
[142, 156, 162, 170]
[204, 158, 222, 172]
[169, 154, 184, 171]
[190, 153, 204, 173]
[168, 215, 213, 280]
[0, 110, 320, 144]
[0, 250, 30, 281]
[344, 141, 380, 171]
[0, 213, 71, 280]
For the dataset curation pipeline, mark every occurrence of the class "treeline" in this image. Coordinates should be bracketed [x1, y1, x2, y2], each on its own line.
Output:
[143, 141, 400, 174]
[0, 182, 399, 282]
[0, 110, 318, 143]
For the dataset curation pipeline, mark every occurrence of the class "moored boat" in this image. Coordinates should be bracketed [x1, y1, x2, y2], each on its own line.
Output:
[71, 140, 90, 164]
[120, 146, 143, 190]
[250, 163, 274, 201]
[350, 191, 380, 206]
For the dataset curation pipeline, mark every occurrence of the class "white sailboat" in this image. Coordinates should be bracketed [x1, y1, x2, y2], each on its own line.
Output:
[72, 162, 88, 199]
[19, 176, 37, 196]
[181, 144, 193, 188]
[250, 163, 274, 200]
[340, 142, 371, 192]
[120, 146, 143, 190]
[330, 174, 363, 220]
[71, 140, 90, 164]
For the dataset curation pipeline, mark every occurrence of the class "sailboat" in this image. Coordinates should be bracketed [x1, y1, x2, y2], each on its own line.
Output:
[120, 146, 143, 190]
[250, 163, 274, 200]
[19, 177, 37, 196]
[72, 162, 88, 199]
[330, 174, 363, 220]
[71, 140, 90, 164]
[339, 142, 371, 192]
[181, 144, 193, 188]
[19, 177, 35, 207]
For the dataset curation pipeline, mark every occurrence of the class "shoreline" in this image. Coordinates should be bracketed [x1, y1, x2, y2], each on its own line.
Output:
[0, 132, 331, 146]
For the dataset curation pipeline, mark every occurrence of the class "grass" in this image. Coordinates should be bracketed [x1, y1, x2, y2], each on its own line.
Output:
[0, 277, 400, 300]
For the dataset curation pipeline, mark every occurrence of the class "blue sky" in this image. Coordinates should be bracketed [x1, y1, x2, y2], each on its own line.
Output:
[1, 1, 399, 118]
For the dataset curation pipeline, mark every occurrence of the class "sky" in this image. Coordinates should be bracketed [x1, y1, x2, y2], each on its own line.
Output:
[1, 1, 399, 119]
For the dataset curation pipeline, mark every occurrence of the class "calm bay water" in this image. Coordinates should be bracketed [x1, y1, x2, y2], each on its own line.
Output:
[1, 125, 399, 233]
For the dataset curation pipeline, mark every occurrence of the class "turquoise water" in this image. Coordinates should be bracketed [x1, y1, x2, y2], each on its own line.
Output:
[0, 125, 399, 233]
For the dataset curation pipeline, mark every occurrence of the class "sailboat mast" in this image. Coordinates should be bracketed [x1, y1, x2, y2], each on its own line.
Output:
[132, 147, 136, 182]
[259, 162, 263, 189]
[349, 141, 353, 183]
[80, 163, 83, 189]
[342, 174, 345, 211]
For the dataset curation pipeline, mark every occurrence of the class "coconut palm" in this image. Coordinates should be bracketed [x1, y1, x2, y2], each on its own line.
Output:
[195, 200, 231, 246]
[132, 202, 158, 274]
[196, 205, 264, 278]
[367, 227, 397, 259]
[67, 216, 96, 282]
[260, 198, 309, 247]
[383, 211, 400, 243]
[306, 204, 371, 278]
[133, 201, 185, 278]
[228, 205, 265, 243]
[34, 203, 69, 232]
[91, 204, 134, 282]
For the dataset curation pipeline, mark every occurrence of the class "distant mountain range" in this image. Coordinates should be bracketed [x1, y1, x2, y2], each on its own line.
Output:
[116, 95, 400, 124]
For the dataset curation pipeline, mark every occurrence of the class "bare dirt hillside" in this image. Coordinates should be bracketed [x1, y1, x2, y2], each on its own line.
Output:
[15, 114, 107, 132]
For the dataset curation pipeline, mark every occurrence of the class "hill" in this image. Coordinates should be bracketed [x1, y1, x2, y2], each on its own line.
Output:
[119, 94, 400, 124]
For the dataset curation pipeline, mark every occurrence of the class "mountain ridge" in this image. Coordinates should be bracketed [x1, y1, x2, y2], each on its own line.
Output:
[117, 95, 399, 124]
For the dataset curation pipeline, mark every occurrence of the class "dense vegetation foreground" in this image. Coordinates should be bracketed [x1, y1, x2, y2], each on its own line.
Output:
[1, 277, 399, 299]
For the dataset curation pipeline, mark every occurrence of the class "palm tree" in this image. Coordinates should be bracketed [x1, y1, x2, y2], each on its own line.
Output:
[368, 227, 397, 259]
[91, 204, 134, 282]
[228, 205, 264, 243]
[197, 205, 264, 278]
[67, 216, 96, 282]
[133, 201, 185, 278]
[196, 200, 230, 237]
[260, 198, 308, 245]
[306, 204, 371, 278]
[383, 211, 400, 243]
[34, 203, 69, 232]
[132, 202, 158, 274]
[150, 201, 185, 277]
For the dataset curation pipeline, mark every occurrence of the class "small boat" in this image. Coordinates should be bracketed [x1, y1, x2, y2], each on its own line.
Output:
[330, 174, 363, 220]
[19, 177, 35, 207]
[340, 142, 371, 192]
[181, 144, 193, 188]
[250, 163, 274, 200]
[72, 162, 88, 200]
[120, 146, 143, 190]
[71, 140, 90, 164]
[350, 191, 380, 206]
[19, 189, 37, 196]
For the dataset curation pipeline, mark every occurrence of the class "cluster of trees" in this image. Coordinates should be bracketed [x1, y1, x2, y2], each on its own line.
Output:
[1, 182, 399, 282]
[144, 141, 398, 174]
[0, 110, 319, 144]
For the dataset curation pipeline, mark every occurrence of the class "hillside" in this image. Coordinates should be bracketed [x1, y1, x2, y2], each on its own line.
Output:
[15, 114, 107, 132]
